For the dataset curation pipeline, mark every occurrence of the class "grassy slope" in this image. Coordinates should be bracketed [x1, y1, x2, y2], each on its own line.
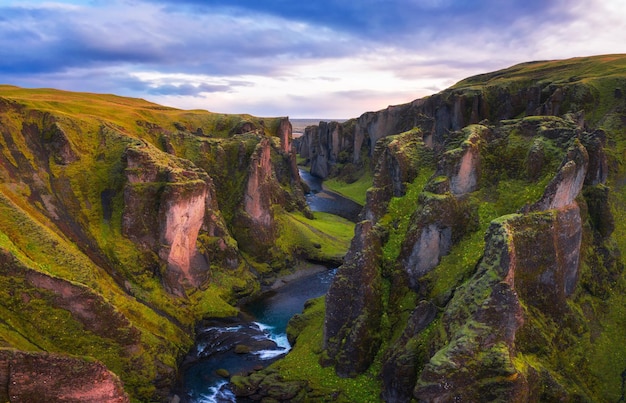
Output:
[454, 54, 626, 89]
[0, 85, 354, 400]
[323, 168, 373, 205]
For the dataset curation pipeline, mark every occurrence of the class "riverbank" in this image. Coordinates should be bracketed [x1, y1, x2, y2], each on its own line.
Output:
[174, 164, 364, 402]
[265, 263, 330, 291]
[299, 168, 363, 222]
[175, 266, 338, 402]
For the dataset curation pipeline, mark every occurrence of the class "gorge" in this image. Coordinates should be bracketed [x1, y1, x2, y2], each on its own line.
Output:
[0, 54, 625, 402]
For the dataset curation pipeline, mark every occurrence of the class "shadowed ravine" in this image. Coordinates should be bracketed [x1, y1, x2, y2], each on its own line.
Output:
[176, 169, 354, 402]
[178, 269, 337, 402]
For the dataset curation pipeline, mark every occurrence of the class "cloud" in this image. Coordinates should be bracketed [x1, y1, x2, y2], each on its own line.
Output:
[0, 0, 624, 118]
[0, 1, 360, 77]
[140, 0, 570, 45]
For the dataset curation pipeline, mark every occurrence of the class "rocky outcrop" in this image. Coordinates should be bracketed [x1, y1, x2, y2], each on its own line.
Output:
[122, 142, 235, 295]
[297, 121, 352, 179]
[244, 138, 275, 229]
[363, 128, 427, 223]
[413, 134, 592, 400]
[0, 350, 129, 403]
[391, 125, 486, 290]
[41, 121, 79, 165]
[232, 138, 280, 258]
[380, 301, 438, 403]
[438, 125, 489, 196]
[277, 117, 292, 153]
[399, 189, 478, 290]
[414, 217, 527, 402]
[527, 141, 588, 212]
[413, 202, 585, 400]
[323, 221, 384, 376]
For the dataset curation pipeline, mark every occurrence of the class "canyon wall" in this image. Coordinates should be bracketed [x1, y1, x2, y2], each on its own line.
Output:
[0, 89, 311, 401]
[319, 56, 626, 402]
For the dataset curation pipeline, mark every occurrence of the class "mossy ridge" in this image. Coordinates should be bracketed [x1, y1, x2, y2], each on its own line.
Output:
[517, 123, 626, 401]
[0, 88, 308, 400]
[0, 85, 280, 141]
[382, 115, 608, 399]
[0, 195, 192, 397]
[451, 55, 626, 126]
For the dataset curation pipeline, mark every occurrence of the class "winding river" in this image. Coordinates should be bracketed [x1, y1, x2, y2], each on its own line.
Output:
[177, 168, 361, 402]
[180, 268, 337, 402]
[299, 169, 363, 223]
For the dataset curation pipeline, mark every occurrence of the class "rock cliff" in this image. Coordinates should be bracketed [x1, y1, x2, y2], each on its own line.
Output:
[296, 56, 623, 182]
[122, 142, 233, 295]
[0, 349, 129, 402]
[323, 220, 383, 376]
[0, 86, 319, 400]
[316, 55, 626, 402]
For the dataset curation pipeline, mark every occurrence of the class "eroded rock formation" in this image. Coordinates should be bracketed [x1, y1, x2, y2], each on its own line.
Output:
[320, 56, 626, 402]
[399, 190, 478, 289]
[363, 128, 426, 223]
[0, 350, 129, 403]
[323, 221, 383, 376]
[122, 142, 233, 294]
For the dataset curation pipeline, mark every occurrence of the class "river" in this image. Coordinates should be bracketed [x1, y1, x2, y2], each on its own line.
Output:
[299, 169, 362, 222]
[179, 268, 337, 402]
[176, 168, 359, 402]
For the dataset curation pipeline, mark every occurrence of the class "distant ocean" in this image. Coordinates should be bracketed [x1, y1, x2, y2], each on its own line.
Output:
[290, 118, 346, 137]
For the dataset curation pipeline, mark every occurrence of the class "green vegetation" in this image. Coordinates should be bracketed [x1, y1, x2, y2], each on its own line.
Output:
[453, 55, 626, 125]
[323, 167, 372, 205]
[268, 297, 383, 402]
[379, 169, 434, 265]
[0, 85, 322, 400]
[276, 211, 355, 263]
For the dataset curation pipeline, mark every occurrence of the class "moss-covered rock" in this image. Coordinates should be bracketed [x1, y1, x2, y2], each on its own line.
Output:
[399, 190, 479, 289]
[0, 349, 129, 403]
[314, 55, 626, 402]
[0, 87, 318, 400]
[323, 221, 384, 376]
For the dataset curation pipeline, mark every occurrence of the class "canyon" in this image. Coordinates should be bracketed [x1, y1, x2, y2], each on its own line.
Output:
[0, 54, 625, 401]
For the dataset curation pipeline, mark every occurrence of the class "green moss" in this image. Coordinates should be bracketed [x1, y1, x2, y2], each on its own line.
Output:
[324, 167, 373, 205]
[380, 168, 435, 266]
[269, 297, 382, 402]
[274, 211, 354, 263]
[423, 230, 484, 302]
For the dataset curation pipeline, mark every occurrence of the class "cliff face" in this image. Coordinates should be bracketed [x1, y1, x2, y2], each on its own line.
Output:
[0, 86, 313, 400]
[121, 142, 235, 295]
[0, 350, 129, 403]
[297, 121, 352, 178]
[414, 141, 589, 401]
[319, 55, 626, 402]
[323, 221, 383, 376]
[296, 56, 623, 182]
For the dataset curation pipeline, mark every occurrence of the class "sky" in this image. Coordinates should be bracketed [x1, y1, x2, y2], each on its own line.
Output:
[0, 0, 625, 119]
